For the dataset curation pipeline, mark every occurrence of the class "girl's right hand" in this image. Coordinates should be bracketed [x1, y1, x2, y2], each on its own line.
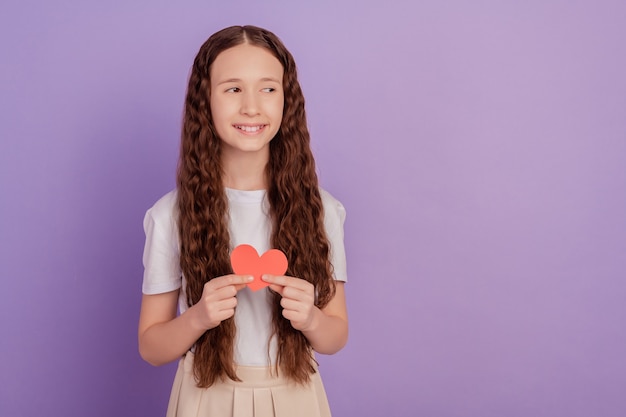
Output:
[192, 274, 253, 330]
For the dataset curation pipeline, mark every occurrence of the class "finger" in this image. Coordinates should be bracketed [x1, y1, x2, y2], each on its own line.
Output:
[207, 274, 253, 291]
[214, 308, 236, 322]
[281, 309, 297, 321]
[204, 297, 234, 311]
[262, 274, 291, 286]
[217, 297, 238, 310]
[281, 308, 305, 324]
[281, 285, 314, 302]
[268, 284, 285, 296]
[262, 274, 311, 291]
[210, 285, 238, 300]
[205, 284, 243, 303]
[280, 297, 302, 311]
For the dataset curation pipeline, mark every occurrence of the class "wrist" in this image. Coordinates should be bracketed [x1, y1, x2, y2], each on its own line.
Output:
[186, 303, 215, 332]
[301, 306, 322, 334]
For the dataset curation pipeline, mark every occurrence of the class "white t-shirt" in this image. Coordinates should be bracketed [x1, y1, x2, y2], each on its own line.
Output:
[142, 187, 347, 366]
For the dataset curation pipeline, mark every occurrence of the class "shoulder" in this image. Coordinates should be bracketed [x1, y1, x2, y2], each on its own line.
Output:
[319, 188, 345, 212]
[319, 188, 348, 281]
[143, 189, 179, 233]
[145, 190, 178, 220]
[319, 188, 346, 229]
[141, 190, 182, 295]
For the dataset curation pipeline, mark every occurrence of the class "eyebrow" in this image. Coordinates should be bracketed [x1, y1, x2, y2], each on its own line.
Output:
[216, 77, 281, 86]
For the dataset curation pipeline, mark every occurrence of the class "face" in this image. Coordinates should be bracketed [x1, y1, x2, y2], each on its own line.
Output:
[209, 43, 284, 161]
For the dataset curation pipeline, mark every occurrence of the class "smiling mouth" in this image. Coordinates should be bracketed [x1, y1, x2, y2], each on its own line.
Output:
[234, 124, 266, 133]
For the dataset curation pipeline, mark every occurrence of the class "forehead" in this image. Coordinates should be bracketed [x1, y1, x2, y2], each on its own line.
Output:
[210, 43, 284, 83]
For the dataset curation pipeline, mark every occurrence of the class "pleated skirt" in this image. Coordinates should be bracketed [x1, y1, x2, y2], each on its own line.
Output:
[166, 353, 332, 417]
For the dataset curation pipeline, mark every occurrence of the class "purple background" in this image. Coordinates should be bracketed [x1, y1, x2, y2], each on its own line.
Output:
[1, 1, 625, 416]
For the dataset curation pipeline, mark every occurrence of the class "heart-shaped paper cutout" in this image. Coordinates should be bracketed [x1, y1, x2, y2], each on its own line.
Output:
[230, 244, 288, 291]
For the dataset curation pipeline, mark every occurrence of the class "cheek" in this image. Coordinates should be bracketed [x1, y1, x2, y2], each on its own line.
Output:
[272, 99, 285, 122]
[279, 96, 285, 113]
[272, 103, 284, 132]
[210, 99, 232, 127]
[209, 105, 229, 139]
[209, 95, 220, 115]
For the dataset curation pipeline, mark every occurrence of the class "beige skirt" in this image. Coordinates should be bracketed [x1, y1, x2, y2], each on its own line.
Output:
[166, 353, 331, 417]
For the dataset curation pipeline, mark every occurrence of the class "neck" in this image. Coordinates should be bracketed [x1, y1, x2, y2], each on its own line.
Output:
[221, 149, 268, 190]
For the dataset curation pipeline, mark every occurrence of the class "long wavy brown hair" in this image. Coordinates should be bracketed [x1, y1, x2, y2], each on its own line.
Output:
[176, 25, 335, 387]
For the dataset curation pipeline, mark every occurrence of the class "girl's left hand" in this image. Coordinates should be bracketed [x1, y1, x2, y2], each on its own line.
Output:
[262, 274, 317, 331]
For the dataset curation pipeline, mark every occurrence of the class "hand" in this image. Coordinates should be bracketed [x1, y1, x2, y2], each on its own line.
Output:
[192, 274, 252, 330]
[262, 274, 317, 331]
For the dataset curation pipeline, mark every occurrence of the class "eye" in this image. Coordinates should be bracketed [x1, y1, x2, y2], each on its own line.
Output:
[261, 87, 276, 93]
[225, 87, 241, 93]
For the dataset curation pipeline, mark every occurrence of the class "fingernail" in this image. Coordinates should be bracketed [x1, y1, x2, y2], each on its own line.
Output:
[261, 274, 269, 281]
[247, 275, 254, 282]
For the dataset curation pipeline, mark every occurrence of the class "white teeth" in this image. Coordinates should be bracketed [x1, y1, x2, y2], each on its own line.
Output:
[236, 125, 263, 132]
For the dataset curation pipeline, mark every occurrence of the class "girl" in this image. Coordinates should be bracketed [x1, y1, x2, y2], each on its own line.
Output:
[138, 25, 348, 417]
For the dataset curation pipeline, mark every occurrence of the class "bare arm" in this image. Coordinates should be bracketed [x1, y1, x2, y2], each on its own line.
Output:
[138, 290, 202, 366]
[263, 276, 348, 354]
[301, 282, 348, 354]
[138, 275, 252, 366]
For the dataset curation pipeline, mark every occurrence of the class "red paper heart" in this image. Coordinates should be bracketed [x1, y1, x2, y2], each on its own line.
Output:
[230, 244, 288, 291]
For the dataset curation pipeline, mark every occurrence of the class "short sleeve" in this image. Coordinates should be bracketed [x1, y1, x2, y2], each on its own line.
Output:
[320, 189, 348, 282]
[142, 190, 183, 295]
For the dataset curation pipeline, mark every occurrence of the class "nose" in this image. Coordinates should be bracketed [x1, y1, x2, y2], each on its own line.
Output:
[240, 91, 260, 116]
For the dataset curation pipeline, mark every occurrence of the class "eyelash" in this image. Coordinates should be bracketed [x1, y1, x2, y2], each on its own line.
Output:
[225, 87, 276, 93]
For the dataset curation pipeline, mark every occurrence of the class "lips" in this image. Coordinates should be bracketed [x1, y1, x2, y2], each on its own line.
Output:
[234, 124, 266, 133]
